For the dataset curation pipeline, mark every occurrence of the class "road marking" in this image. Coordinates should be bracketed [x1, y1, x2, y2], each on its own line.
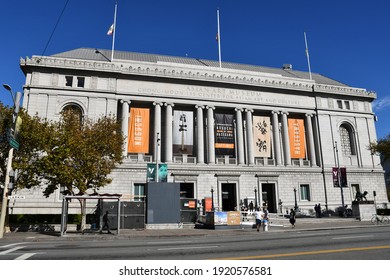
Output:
[212, 245, 390, 260]
[0, 246, 25, 255]
[1, 242, 29, 248]
[15, 253, 36, 260]
[332, 235, 374, 240]
[147, 241, 191, 245]
[158, 245, 218, 251]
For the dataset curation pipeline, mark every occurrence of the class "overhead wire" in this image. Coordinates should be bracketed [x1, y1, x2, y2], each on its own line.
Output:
[39, 0, 70, 60]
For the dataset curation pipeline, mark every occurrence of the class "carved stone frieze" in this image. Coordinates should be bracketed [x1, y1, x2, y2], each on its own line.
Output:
[21, 56, 376, 99]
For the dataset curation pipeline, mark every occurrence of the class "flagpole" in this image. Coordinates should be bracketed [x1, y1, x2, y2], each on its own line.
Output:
[217, 9, 222, 68]
[111, 2, 118, 62]
[304, 31, 312, 80]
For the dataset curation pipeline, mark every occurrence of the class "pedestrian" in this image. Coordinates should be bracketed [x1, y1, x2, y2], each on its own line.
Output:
[289, 208, 296, 228]
[262, 206, 269, 231]
[100, 211, 112, 234]
[249, 201, 254, 213]
[317, 203, 322, 218]
[314, 204, 318, 217]
[254, 207, 264, 232]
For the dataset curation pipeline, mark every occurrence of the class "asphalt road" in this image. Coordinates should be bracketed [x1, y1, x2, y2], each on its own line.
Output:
[1, 226, 389, 260]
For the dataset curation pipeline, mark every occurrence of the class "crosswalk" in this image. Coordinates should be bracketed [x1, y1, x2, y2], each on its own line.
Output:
[0, 242, 37, 260]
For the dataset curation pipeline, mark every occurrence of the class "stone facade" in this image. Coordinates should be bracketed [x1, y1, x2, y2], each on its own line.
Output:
[11, 48, 387, 216]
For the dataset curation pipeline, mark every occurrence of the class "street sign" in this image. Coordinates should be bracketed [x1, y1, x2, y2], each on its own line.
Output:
[8, 137, 20, 150]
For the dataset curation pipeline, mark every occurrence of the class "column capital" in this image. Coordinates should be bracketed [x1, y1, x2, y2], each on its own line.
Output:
[271, 110, 280, 115]
[164, 102, 175, 107]
[206, 106, 215, 110]
[195, 105, 205, 109]
[281, 111, 289, 116]
[305, 113, 313, 117]
[120, 100, 131, 105]
[245, 108, 254, 113]
[153, 102, 163, 106]
[235, 108, 244, 112]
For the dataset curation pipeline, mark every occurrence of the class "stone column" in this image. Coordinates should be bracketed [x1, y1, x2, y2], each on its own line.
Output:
[245, 109, 254, 165]
[196, 105, 205, 164]
[153, 102, 162, 163]
[305, 113, 317, 166]
[165, 103, 174, 163]
[235, 108, 245, 165]
[120, 100, 131, 157]
[281, 112, 291, 166]
[206, 106, 215, 164]
[272, 111, 282, 166]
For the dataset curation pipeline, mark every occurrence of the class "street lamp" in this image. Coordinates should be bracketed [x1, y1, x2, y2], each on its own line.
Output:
[210, 187, 214, 211]
[155, 132, 160, 182]
[254, 188, 258, 210]
[293, 187, 298, 211]
[334, 141, 345, 209]
[0, 84, 22, 239]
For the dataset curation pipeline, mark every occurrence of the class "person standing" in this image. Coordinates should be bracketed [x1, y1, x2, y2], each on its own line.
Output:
[289, 208, 296, 228]
[262, 206, 269, 231]
[100, 211, 112, 234]
[249, 201, 254, 213]
[317, 203, 322, 218]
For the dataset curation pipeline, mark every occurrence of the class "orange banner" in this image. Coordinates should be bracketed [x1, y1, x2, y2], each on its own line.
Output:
[288, 118, 306, 159]
[128, 108, 150, 153]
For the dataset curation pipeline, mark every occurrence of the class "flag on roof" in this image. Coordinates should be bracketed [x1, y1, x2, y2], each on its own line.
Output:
[107, 24, 114, 36]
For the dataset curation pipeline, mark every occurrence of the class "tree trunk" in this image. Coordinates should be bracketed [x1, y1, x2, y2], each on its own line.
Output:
[78, 198, 87, 233]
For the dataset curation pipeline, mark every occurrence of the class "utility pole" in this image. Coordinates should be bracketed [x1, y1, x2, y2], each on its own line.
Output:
[0, 84, 22, 238]
[334, 141, 345, 209]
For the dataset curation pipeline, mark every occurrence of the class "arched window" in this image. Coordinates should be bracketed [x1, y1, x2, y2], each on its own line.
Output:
[62, 103, 84, 123]
[339, 123, 356, 155]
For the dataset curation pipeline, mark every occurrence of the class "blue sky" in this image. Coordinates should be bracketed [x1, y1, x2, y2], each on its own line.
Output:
[1, 0, 389, 138]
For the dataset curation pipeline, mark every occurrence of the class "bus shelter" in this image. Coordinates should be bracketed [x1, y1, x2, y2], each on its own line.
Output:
[60, 194, 122, 236]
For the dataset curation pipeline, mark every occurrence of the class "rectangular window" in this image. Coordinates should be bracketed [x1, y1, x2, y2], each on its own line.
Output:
[337, 100, 343, 109]
[77, 77, 85, 88]
[300, 184, 311, 201]
[134, 183, 145, 201]
[65, 76, 73, 87]
[344, 101, 350, 110]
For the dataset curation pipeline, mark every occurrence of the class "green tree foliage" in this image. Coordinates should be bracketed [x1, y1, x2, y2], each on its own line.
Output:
[370, 134, 390, 162]
[1, 103, 124, 230]
[0, 103, 13, 188]
[39, 110, 124, 197]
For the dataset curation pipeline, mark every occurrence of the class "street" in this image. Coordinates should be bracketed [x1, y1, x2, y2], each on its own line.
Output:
[1, 226, 389, 260]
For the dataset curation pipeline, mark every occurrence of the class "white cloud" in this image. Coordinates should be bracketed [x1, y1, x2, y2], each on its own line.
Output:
[373, 96, 390, 111]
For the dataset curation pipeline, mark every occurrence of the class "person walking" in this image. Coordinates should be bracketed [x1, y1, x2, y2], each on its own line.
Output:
[100, 211, 112, 234]
[255, 207, 264, 232]
[289, 208, 296, 228]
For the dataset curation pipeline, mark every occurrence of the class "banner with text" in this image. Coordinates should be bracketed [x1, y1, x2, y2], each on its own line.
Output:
[147, 163, 168, 182]
[173, 110, 194, 155]
[253, 116, 271, 157]
[128, 108, 150, 153]
[288, 118, 306, 159]
[215, 113, 235, 156]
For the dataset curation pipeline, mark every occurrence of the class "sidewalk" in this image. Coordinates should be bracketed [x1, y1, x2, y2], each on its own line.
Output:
[1, 217, 376, 242]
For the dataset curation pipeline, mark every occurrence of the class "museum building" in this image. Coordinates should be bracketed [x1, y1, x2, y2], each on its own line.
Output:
[12, 48, 387, 218]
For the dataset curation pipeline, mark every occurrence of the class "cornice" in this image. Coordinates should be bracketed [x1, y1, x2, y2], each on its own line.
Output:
[21, 56, 375, 98]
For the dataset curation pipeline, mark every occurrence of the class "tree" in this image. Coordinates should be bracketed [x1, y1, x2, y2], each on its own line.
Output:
[35, 110, 124, 231]
[1, 104, 124, 231]
[370, 134, 390, 162]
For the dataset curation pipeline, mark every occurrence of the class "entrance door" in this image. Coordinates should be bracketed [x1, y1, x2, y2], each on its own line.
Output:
[261, 183, 276, 213]
[221, 183, 237, 211]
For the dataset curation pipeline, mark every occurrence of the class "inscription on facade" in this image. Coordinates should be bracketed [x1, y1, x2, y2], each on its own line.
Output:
[121, 81, 314, 107]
